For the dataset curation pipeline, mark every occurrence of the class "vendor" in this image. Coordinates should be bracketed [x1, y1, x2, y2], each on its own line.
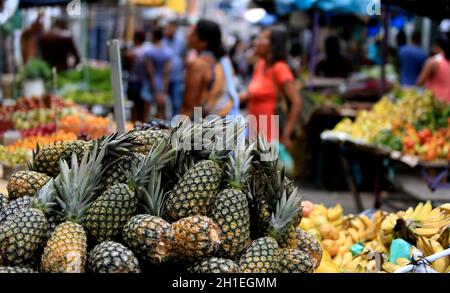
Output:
[417, 36, 450, 103]
[398, 31, 427, 86]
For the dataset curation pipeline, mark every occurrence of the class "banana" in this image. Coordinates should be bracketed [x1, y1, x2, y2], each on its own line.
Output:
[429, 239, 449, 273]
[341, 252, 353, 267]
[328, 204, 343, 222]
[396, 258, 411, 267]
[412, 202, 424, 219]
[383, 262, 401, 273]
[359, 215, 372, 229]
[403, 207, 415, 219]
[314, 204, 329, 217]
[330, 218, 344, 228]
[445, 264, 450, 273]
[334, 254, 343, 267]
[440, 203, 450, 212]
[416, 201, 432, 220]
[299, 218, 315, 230]
[336, 231, 347, 246]
[348, 228, 360, 243]
[351, 218, 365, 231]
[414, 227, 441, 237]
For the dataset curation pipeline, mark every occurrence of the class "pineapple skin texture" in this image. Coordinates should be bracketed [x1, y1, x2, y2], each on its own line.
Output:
[210, 189, 251, 258]
[32, 140, 90, 177]
[172, 216, 222, 260]
[131, 129, 169, 155]
[0, 196, 31, 223]
[41, 222, 87, 273]
[7, 171, 51, 200]
[0, 193, 7, 210]
[84, 183, 137, 243]
[294, 228, 322, 269]
[239, 236, 280, 273]
[0, 266, 37, 273]
[165, 160, 222, 222]
[88, 241, 141, 273]
[0, 208, 48, 266]
[188, 257, 240, 273]
[123, 215, 175, 264]
[103, 155, 142, 187]
[279, 248, 314, 273]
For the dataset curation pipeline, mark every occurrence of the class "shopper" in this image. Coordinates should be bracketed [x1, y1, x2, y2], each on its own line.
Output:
[162, 20, 186, 118]
[315, 35, 353, 78]
[398, 31, 427, 86]
[125, 30, 152, 123]
[417, 36, 450, 103]
[179, 19, 235, 118]
[20, 13, 44, 64]
[39, 19, 80, 71]
[240, 27, 302, 147]
[146, 27, 172, 119]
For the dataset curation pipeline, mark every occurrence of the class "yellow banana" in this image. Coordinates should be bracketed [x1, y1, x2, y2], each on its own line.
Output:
[403, 207, 415, 219]
[359, 215, 372, 229]
[341, 252, 353, 268]
[330, 218, 344, 228]
[351, 218, 365, 231]
[328, 204, 343, 222]
[445, 264, 450, 273]
[336, 231, 347, 246]
[396, 258, 411, 267]
[440, 203, 450, 212]
[412, 202, 424, 219]
[348, 228, 360, 243]
[314, 204, 329, 217]
[429, 239, 449, 273]
[416, 201, 432, 220]
[383, 262, 401, 273]
[414, 227, 441, 237]
[334, 254, 343, 267]
[299, 218, 315, 230]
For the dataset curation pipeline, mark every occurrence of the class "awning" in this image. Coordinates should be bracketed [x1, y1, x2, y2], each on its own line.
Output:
[19, 0, 71, 8]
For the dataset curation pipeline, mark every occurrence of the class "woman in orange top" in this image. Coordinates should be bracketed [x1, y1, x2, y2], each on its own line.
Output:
[417, 36, 450, 103]
[240, 27, 302, 147]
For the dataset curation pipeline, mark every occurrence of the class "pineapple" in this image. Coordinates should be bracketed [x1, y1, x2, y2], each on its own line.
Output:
[172, 216, 222, 260]
[123, 169, 175, 264]
[294, 228, 322, 269]
[209, 148, 252, 259]
[88, 241, 140, 273]
[0, 180, 56, 266]
[7, 171, 51, 200]
[131, 129, 170, 155]
[31, 140, 90, 177]
[239, 236, 280, 273]
[164, 119, 244, 222]
[102, 154, 143, 187]
[41, 142, 105, 273]
[165, 160, 222, 222]
[188, 257, 240, 273]
[0, 193, 7, 210]
[279, 248, 314, 273]
[84, 140, 174, 244]
[83, 183, 137, 243]
[0, 196, 31, 223]
[31, 132, 140, 177]
[0, 266, 37, 273]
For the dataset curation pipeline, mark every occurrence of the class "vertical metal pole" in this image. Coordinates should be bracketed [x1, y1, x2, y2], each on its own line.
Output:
[108, 39, 126, 134]
[422, 17, 431, 54]
[309, 9, 319, 90]
[380, 5, 390, 97]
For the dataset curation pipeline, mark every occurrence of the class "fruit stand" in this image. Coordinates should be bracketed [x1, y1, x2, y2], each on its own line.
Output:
[319, 88, 450, 210]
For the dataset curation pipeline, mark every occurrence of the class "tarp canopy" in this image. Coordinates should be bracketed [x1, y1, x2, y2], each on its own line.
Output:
[19, 0, 71, 7]
[382, 0, 450, 20]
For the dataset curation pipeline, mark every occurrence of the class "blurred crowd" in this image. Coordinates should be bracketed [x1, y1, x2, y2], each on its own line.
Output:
[18, 15, 450, 144]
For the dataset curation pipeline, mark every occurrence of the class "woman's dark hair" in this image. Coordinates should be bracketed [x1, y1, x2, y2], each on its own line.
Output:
[325, 36, 341, 58]
[268, 26, 289, 63]
[397, 30, 407, 47]
[134, 30, 146, 44]
[152, 27, 164, 42]
[196, 19, 225, 59]
[435, 35, 450, 60]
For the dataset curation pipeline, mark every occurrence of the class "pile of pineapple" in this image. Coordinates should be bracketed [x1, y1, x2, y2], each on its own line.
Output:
[0, 118, 322, 273]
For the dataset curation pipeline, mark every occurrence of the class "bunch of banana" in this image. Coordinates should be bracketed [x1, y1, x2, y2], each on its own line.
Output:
[345, 214, 371, 243]
[327, 204, 344, 229]
[402, 201, 450, 238]
[314, 249, 341, 273]
[416, 236, 450, 273]
[377, 214, 399, 248]
[366, 210, 386, 241]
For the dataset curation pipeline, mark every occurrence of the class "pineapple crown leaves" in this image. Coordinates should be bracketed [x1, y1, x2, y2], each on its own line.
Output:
[126, 138, 176, 192]
[27, 143, 41, 171]
[251, 135, 279, 170]
[226, 145, 254, 190]
[139, 169, 166, 217]
[54, 140, 106, 223]
[31, 178, 57, 213]
[99, 131, 142, 159]
[268, 186, 303, 238]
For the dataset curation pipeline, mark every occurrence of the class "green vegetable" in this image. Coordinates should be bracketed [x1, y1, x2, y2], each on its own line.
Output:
[21, 58, 51, 80]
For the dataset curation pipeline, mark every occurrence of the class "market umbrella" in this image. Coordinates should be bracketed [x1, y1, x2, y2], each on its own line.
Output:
[382, 0, 450, 20]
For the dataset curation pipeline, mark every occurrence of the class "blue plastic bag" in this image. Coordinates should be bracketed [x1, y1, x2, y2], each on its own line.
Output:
[278, 143, 295, 176]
